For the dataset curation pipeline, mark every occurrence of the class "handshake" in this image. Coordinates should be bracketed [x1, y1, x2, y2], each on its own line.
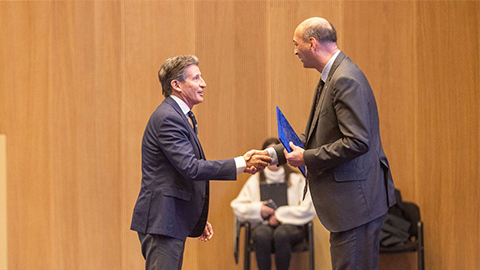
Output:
[242, 150, 272, 174]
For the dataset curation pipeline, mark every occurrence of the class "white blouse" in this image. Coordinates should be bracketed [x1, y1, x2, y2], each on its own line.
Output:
[231, 166, 315, 227]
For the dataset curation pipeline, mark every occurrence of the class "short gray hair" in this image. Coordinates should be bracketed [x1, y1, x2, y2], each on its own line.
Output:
[302, 22, 337, 44]
[158, 55, 199, 97]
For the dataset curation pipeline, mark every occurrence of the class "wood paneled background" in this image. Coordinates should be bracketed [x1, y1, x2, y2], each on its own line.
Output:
[0, 1, 478, 269]
[0, 135, 6, 270]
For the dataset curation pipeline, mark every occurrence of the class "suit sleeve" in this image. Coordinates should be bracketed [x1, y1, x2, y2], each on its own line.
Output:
[304, 76, 370, 172]
[156, 113, 236, 181]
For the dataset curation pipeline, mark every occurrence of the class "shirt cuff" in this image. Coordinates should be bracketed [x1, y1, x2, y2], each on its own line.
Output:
[266, 147, 279, 166]
[234, 156, 246, 175]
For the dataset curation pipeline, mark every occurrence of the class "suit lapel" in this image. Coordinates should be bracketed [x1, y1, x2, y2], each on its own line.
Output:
[306, 51, 347, 144]
[304, 79, 323, 141]
[164, 97, 205, 159]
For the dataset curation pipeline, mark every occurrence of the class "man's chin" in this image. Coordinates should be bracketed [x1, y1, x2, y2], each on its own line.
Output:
[302, 62, 312, 68]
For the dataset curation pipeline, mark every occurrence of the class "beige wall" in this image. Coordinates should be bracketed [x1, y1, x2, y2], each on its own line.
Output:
[0, 1, 478, 269]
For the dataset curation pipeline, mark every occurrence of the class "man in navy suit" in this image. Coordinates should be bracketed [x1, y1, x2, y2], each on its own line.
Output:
[267, 18, 396, 269]
[131, 55, 271, 270]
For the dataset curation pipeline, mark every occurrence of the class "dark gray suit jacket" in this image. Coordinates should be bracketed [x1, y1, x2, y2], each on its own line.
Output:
[131, 96, 236, 240]
[275, 51, 396, 232]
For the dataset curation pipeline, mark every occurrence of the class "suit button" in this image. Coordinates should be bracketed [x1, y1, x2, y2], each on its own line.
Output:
[202, 195, 207, 201]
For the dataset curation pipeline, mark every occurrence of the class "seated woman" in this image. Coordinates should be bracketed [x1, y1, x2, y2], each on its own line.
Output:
[231, 137, 315, 270]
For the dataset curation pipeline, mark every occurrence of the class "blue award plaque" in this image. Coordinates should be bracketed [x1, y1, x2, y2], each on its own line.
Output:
[276, 106, 306, 177]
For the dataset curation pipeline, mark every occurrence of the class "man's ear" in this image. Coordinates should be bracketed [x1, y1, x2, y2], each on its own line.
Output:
[309, 37, 317, 51]
[171, 80, 181, 92]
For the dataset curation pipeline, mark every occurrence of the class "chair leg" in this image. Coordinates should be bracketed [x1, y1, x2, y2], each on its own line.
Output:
[419, 249, 425, 270]
[244, 222, 251, 270]
[308, 222, 315, 270]
[418, 221, 425, 270]
[309, 245, 315, 270]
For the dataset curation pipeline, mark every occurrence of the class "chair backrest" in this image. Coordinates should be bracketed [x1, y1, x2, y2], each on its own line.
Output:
[403, 202, 420, 238]
[379, 192, 424, 270]
[388, 189, 421, 239]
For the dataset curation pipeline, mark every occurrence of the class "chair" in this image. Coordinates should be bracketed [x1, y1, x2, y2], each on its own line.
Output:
[380, 192, 425, 270]
[234, 217, 315, 270]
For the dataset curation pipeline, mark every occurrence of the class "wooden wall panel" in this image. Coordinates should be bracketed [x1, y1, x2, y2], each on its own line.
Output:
[123, 1, 196, 269]
[0, 2, 53, 269]
[51, 2, 124, 269]
[341, 3, 417, 268]
[192, 1, 271, 269]
[342, 1, 416, 200]
[0, 1, 479, 270]
[416, 1, 480, 269]
[0, 135, 7, 270]
[188, 1, 238, 269]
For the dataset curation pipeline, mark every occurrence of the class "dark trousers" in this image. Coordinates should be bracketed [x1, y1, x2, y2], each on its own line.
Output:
[251, 224, 306, 270]
[138, 232, 186, 270]
[329, 214, 387, 270]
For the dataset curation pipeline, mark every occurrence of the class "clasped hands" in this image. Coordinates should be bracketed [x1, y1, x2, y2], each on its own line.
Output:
[243, 141, 304, 174]
[261, 203, 279, 226]
[243, 150, 272, 174]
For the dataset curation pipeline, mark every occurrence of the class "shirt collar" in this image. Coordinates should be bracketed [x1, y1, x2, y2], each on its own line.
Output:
[321, 50, 341, 83]
[170, 95, 191, 115]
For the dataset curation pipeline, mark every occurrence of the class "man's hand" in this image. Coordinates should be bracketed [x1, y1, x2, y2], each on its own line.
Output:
[243, 150, 272, 174]
[284, 141, 305, 167]
[198, 221, 214, 242]
[260, 202, 275, 219]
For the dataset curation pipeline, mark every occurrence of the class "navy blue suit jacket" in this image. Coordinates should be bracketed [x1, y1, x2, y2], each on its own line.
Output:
[131, 96, 236, 240]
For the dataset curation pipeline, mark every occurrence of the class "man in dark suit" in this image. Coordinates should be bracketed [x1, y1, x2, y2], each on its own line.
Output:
[266, 18, 396, 269]
[131, 55, 271, 270]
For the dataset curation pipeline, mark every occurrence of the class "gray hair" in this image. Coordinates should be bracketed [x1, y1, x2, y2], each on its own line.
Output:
[158, 55, 199, 97]
[302, 22, 337, 44]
